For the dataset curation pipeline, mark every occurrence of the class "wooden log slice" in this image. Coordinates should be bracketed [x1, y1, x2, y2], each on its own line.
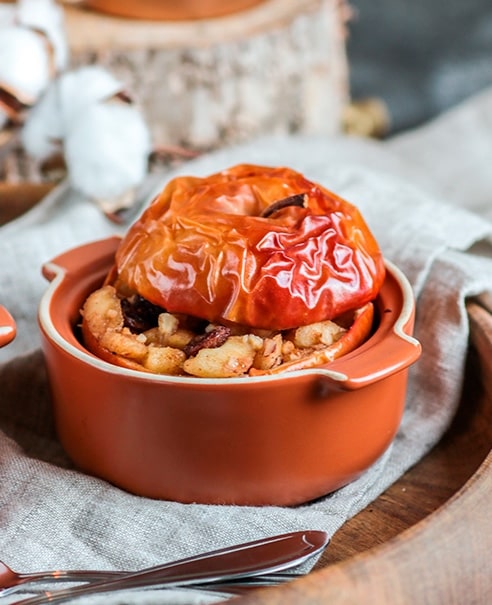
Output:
[64, 0, 350, 151]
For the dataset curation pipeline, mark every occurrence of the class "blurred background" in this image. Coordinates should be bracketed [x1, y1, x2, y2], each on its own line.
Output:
[2, 0, 492, 203]
[347, 0, 492, 133]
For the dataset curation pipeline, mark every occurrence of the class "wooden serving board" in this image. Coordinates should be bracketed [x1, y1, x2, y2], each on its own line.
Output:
[230, 295, 492, 604]
[0, 182, 56, 225]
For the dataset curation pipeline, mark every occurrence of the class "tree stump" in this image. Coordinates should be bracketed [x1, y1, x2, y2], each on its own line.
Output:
[0, 0, 350, 183]
[65, 0, 350, 151]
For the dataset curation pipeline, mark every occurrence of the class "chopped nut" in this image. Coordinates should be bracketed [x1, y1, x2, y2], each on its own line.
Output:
[183, 336, 257, 378]
[158, 312, 195, 347]
[143, 345, 186, 374]
[252, 334, 283, 371]
[158, 312, 179, 336]
[288, 320, 346, 349]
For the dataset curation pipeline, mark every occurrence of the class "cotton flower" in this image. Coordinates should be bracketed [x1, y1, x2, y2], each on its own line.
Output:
[64, 99, 151, 203]
[0, 4, 15, 28]
[0, 0, 67, 124]
[22, 66, 153, 220]
[55, 65, 125, 127]
[0, 27, 52, 107]
[19, 81, 63, 160]
[22, 66, 124, 161]
[16, 0, 68, 72]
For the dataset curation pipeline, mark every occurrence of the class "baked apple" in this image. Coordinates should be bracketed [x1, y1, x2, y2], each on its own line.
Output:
[81, 164, 385, 377]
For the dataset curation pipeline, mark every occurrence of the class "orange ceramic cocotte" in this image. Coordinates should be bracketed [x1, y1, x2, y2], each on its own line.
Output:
[39, 237, 421, 506]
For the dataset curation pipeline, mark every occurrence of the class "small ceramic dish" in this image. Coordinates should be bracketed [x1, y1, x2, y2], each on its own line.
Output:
[84, 0, 267, 21]
[0, 305, 16, 348]
[38, 236, 421, 506]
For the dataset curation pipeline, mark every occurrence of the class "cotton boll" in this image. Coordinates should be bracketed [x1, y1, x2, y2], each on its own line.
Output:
[0, 4, 15, 27]
[21, 65, 153, 220]
[17, 0, 68, 71]
[21, 82, 64, 160]
[56, 66, 125, 127]
[64, 100, 152, 204]
[0, 26, 52, 105]
[22, 66, 127, 162]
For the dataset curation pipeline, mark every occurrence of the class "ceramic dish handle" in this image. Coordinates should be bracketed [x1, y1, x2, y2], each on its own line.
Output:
[42, 236, 122, 283]
[327, 327, 421, 390]
[318, 267, 421, 390]
[0, 305, 16, 347]
[321, 260, 422, 389]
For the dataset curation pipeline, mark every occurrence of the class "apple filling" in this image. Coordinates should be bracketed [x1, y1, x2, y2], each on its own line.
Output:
[81, 285, 373, 378]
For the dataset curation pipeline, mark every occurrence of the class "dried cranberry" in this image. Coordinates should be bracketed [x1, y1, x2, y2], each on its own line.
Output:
[184, 325, 232, 357]
[121, 295, 165, 333]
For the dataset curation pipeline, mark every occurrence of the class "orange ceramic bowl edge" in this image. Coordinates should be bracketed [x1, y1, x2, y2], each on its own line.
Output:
[0, 305, 16, 348]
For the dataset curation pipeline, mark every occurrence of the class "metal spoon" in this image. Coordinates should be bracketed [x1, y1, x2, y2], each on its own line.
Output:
[6, 573, 304, 600]
[2, 530, 327, 603]
[0, 564, 121, 598]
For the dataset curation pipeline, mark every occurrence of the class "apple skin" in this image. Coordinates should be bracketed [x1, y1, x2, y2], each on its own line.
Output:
[110, 164, 386, 331]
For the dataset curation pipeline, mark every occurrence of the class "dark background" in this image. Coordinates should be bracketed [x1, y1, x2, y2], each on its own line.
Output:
[347, 0, 492, 133]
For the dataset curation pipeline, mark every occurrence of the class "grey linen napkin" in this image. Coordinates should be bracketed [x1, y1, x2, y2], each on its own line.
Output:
[1, 87, 492, 605]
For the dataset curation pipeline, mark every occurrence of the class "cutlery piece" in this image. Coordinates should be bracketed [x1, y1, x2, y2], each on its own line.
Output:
[8, 530, 328, 604]
[190, 572, 304, 596]
[142, 574, 303, 599]
[0, 565, 121, 597]
[0, 565, 304, 597]
[9, 573, 304, 600]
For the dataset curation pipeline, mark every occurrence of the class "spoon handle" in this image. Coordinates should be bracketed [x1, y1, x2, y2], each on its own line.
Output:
[11, 530, 328, 605]
[0, 570, 123, 598]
